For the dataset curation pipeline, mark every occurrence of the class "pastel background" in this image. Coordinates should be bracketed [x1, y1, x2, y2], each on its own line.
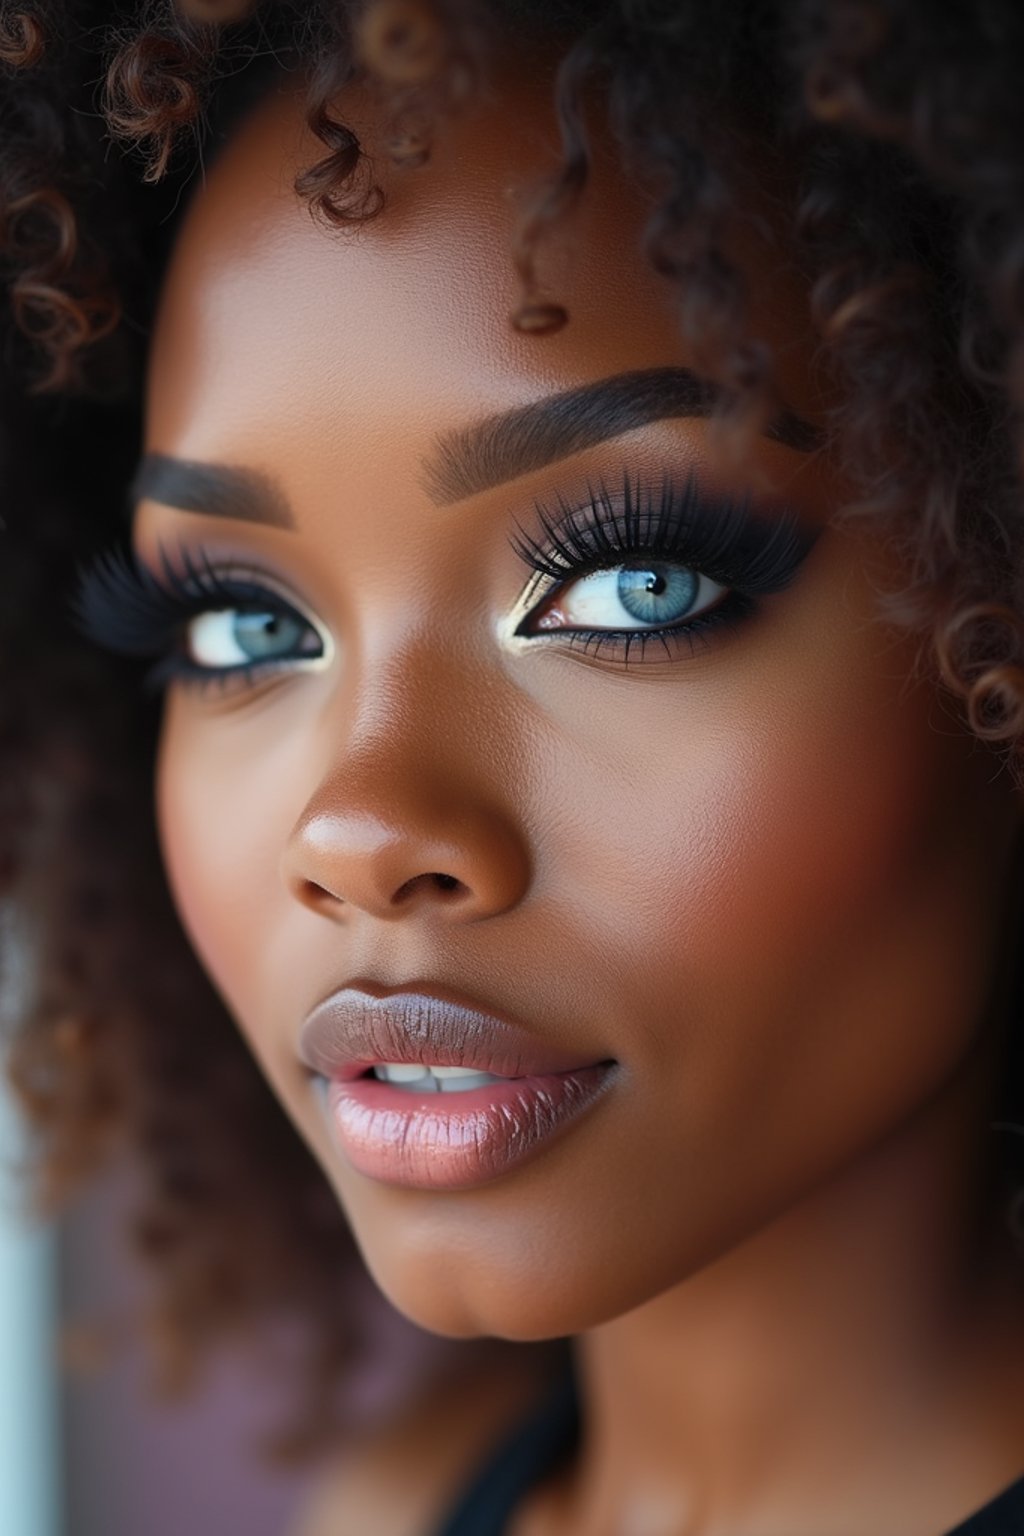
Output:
[1, 1073, 307, 1536]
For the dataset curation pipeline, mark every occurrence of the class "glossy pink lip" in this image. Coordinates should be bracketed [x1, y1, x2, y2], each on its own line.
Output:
[299, 986, 615, 1191]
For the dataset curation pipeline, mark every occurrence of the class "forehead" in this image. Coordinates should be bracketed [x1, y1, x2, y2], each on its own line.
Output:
[147, 71, 819, 478]
[148, 77, 679, 452]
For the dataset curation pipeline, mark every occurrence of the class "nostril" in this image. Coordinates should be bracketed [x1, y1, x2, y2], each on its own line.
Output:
[295, 877, 344, 916]
[392, 870, 467, 905]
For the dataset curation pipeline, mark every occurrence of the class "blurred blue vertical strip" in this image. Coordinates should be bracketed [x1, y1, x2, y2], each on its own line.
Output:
[0, 1078, 60, 1536]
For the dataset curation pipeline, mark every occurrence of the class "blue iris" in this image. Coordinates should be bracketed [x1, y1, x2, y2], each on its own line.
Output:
[231, 609, 309, 660]
[616, 564, 698, 625]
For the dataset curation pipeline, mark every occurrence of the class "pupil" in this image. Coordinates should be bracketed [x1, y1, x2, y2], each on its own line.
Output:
[234, 608, 300, 659]
[616, 563, 698, 625]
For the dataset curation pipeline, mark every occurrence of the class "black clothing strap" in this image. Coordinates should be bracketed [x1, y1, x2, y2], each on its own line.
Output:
[431, 1373, 1024, 1536]
[430, 1373, 579, 1536]
[948, 1475, 1024, 1535]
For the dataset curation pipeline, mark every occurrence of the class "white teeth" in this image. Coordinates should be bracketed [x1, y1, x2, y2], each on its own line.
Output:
[434, 1073, 502, 1093]
[376, 1063, 429, 1083]
[372, 1063, 504, 1093]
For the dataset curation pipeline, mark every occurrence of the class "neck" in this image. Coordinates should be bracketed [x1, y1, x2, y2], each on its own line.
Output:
[564, 1036, 1024, 1536]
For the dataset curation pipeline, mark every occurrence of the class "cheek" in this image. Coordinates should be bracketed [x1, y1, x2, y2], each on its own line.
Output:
[545, 533, 984, 969]
[154, 688, 314, 1068]
[526, 537, 1012, 1229]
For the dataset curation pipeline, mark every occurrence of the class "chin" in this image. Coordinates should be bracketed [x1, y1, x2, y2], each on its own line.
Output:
[337, 1212, 605, 1341]
[363, 1267, 584, 1343]
[338, 1202, 672, 1343]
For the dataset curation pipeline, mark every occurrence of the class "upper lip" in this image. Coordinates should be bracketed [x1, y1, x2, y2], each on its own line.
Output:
[299, 983, 605, 1083]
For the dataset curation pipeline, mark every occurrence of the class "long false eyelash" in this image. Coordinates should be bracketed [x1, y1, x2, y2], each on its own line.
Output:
[510, 470, 815, 607]
[72, 543, 307, 692]
[74, 541, 276, 656]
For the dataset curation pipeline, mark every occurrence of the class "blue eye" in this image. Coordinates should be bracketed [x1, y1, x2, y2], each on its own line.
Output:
[72, 544, 332, 694]
[535, 561, 728, 632]
[511, 472, 817, 661]
[186, 605, 324, 668]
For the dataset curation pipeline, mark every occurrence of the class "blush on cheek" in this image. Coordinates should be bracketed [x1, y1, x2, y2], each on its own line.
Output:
[655, 667, 1007, 1145]
[661, 523, 985, 991]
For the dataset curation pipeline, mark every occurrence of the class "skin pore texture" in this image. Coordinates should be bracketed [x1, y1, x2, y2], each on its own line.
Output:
[134, 62, 1024, 1536]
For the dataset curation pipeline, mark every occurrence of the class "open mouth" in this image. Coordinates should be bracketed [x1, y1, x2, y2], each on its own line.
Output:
[364, 1063, 513, 1092]
[300, 987, 616, 1189]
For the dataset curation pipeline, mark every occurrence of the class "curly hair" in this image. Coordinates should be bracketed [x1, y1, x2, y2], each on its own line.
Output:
[4, 0, 1024, 1447]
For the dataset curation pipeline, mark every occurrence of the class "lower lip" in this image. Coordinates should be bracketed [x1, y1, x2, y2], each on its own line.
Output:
[320, 1066, 613, 1191]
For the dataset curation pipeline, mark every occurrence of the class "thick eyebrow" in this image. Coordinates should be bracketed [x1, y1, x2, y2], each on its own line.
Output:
[131, 454, 295, 529]
[421, 367, 822, 506]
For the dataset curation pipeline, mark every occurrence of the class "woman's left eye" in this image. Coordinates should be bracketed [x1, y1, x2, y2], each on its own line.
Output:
[527, 561, 729, 634]
[185, 603, 324, 670]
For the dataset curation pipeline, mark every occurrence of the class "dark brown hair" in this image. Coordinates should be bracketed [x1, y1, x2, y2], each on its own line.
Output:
[4, 0, 1024, 1446]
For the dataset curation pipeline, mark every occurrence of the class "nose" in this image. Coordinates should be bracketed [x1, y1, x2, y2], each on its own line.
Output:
[281, 711, 531, 925]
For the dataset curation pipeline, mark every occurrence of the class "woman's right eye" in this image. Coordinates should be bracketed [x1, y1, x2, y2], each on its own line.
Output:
[72, 545, 333, 694]
[185, 604, 325, 670]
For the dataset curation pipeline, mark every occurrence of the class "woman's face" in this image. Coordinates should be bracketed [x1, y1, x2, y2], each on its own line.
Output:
[138, 75, 1022, 1339]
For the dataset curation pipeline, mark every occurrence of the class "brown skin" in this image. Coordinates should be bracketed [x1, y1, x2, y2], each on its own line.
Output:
[135, 68, 1024, 1536]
